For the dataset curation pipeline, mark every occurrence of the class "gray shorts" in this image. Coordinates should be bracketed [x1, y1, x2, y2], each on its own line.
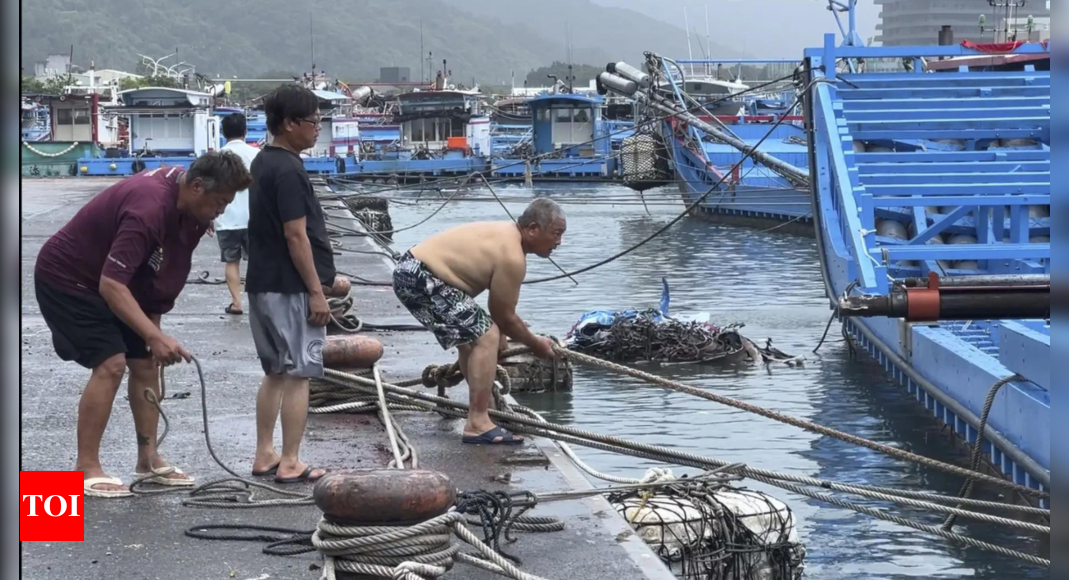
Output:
[217, 229, 248, 263]
[249, 292, 326, 378]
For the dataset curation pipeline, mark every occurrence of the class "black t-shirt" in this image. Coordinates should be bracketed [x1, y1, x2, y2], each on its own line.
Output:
[246, 146, 336, 294]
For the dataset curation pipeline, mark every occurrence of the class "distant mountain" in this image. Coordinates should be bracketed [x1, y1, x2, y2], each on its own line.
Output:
[21, 0, 735, 86]
[592, 0, 880, 58]
[441, 0, 737, 68]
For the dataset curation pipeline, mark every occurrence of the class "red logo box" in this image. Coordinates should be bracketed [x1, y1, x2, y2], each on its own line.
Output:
[20, 471, 85, 541]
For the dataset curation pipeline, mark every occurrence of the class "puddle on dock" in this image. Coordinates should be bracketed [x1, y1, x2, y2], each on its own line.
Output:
[339, 181, 1049, 580]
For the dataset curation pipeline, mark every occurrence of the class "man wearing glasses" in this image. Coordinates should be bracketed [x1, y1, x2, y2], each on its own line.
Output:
[245, 84, 334, 484]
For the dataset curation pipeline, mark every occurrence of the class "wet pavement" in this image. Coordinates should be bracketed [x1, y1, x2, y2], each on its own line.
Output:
[20, 178, 674, 580]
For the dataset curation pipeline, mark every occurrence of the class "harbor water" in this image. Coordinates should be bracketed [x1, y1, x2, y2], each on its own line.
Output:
[349, 181, 1049, 580]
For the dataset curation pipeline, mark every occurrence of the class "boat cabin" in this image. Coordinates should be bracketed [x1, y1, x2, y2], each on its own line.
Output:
[528, 94, 609, 157]
[308, 89, 359, 158]
[395, 90, 490, 157]
[116, 87, 218, 156]
[36, 93, 98, 143]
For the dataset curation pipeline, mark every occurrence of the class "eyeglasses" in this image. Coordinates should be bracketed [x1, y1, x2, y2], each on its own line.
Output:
[296, 116, 322, 127]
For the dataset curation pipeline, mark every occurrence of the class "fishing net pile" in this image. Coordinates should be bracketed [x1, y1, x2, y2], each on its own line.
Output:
[565, 309, 800, 365]
[343, 196, 394, 240]
[609, 480, 806, 580]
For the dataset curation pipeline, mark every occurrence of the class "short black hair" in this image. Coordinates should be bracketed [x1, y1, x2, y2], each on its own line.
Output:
[221, 113, 247, 140]
[264, 84, 319, 136]
[187, 150, 253, 194]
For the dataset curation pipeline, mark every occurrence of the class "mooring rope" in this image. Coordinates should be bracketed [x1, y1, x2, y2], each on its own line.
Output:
[309, 362, 561, 580]
[942, 374, 1026, 531]
[312, 356, 1051, 516]
[551, 346, 1047, 500]
[136, 356, 563, 580]
[315, 367, 1050, 568]
[327, 295, 428, 333]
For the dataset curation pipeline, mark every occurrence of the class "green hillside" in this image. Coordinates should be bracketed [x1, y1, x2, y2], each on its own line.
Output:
[21, 0, 724, 85]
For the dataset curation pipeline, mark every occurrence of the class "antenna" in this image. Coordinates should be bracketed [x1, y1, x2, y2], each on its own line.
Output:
[420, 18, 424, 85]
[309, 12, 315, 75]
[988, 1, 1027, 42]
[684, 7, 694, 76]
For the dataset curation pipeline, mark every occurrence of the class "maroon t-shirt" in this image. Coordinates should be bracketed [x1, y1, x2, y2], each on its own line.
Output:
[35, 167, 208, 314]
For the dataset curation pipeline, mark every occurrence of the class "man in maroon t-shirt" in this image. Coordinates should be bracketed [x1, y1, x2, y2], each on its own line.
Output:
[34, 152, 251, 498]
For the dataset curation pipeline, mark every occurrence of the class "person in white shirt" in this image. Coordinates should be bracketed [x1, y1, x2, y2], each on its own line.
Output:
[215, 113, 260, 315]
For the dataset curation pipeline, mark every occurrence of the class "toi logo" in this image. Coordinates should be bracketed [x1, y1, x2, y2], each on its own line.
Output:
[20, 471, 85, 541]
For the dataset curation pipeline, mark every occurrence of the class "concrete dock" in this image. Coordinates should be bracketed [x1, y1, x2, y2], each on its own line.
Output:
[20, 178, 675, 580]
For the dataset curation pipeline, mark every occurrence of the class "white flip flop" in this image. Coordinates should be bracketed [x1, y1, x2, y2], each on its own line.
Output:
[134, 465, 196, 487]
[84, 476, 134, 498]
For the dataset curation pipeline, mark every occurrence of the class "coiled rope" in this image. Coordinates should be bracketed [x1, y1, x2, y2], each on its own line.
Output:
[327, 294, 429, 333]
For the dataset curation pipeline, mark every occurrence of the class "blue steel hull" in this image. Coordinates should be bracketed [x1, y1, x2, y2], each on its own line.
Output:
[815, 210, 1050, 505]
[77, 156, 199, 176]
[491, 157, 618, 180]
[671, 123, 813, 233]
[77, 156, 348, 177]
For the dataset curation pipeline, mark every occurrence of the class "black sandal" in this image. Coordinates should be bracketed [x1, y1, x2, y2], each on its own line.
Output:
[225, 304, 244, 315]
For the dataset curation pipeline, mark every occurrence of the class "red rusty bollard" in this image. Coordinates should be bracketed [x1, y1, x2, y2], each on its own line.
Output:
[313, 469, 456, 526]
[313, 471, 457, 579]
[322, 335, 384, 369]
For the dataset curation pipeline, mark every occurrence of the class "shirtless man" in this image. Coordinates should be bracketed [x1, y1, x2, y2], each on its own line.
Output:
[393, 198, 565, 445]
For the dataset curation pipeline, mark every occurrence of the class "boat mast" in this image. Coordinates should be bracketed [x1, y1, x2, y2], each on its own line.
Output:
[684, 8, 695, 77]
[704, 4, 711, 77]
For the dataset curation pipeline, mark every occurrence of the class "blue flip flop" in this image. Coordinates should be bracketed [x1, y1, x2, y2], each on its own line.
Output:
[463, 426, 524, 446]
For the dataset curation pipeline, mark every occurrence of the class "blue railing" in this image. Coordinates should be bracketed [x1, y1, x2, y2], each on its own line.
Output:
[806, 34, 1051, 297]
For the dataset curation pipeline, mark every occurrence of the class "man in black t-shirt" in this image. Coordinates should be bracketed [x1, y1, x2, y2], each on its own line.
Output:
[245, 84, 339, 484]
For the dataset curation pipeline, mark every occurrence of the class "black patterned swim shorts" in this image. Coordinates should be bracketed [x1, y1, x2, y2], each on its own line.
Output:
[393, 251, 492, 350]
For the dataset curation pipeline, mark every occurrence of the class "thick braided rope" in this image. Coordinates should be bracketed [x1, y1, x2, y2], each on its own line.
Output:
[320, 369, 1049, 515]
[765, 478, 1050, 568]
[943, 374, 1024, 530]
[554, 347, 1047, 499]
[319, 369, 1051, 568]
[501, 407, 1049, 530]
[316, 512, 553, 580]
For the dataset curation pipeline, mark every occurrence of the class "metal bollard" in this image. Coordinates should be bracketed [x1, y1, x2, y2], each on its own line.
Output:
[313, 470, 457, 579]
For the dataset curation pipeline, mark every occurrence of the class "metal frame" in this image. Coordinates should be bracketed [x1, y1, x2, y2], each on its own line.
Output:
[807, 34, 1050, 294]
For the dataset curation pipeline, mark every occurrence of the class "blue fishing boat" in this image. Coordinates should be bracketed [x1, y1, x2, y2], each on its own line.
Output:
[596, 58, 811, 229]
[597, 0, 1050, 510]
[804, 35, 1050, 505]
[660, 61, 811, 231]
[338, 85, 491, 182]
[20, 97, 52, 142]
[492, 93, 619, 181]
[77, 87, 220, 176]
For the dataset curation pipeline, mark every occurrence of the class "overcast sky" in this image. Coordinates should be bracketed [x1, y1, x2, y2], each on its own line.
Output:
[594, 0, 881, 57]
